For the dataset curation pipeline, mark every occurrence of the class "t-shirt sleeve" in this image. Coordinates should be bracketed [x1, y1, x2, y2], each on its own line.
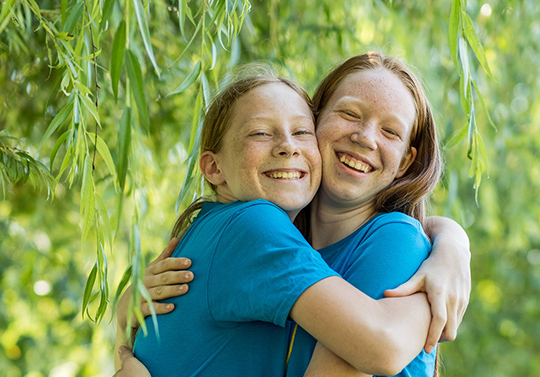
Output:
[342, 215, 431, 299]
[207, 202, 339, 327]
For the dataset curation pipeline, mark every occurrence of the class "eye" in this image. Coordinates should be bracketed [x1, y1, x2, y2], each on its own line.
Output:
[382, 127, 402, 140]
[340, 110, 361, 120]
[249, 130, 272, 137]
[293, 129, 315, 136]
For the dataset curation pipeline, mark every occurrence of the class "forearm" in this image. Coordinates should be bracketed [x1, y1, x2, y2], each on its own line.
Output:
[290, 276, 430, 375]
[303, 342, 372, 377]
[425, 216, 470, 253]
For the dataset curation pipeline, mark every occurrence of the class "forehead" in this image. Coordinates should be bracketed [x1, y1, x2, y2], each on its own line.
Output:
[330, 69, 416, 118]
[229, 82, 313, 125]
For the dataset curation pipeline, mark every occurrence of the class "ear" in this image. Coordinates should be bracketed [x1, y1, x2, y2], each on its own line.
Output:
[396, 146, 417, 178]
[200, 151, 225, 186]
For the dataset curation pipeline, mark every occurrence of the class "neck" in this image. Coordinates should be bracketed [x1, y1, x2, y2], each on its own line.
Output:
[309, 195, 377, 249]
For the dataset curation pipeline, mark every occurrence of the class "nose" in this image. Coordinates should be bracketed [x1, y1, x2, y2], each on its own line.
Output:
[273, 134, 300, 157]
[350, 122, 377, 150]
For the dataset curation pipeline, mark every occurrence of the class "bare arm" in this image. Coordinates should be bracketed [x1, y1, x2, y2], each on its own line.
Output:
[385, 216, 471, 352]
[290, 276, 431, 376]
[113, 346, 151, 377]
[303, 342, 372, 377]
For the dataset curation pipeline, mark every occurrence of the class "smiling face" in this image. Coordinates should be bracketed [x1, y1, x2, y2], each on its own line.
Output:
[315, 68, 418, 211]
[202, 82, 321, 220]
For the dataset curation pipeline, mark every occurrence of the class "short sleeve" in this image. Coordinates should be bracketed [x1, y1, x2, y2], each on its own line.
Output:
[342, 214, 431, 299]
[207, 202, 338, 327]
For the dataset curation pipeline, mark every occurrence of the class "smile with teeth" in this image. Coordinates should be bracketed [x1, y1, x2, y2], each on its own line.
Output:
[266, 171, 303, 179]
[338, 154, 372, 173]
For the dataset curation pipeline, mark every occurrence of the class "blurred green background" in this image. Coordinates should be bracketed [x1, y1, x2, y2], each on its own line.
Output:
[1, 0, 539, 376]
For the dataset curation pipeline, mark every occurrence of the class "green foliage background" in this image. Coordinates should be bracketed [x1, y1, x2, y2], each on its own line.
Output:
[1, 0, 539, 376]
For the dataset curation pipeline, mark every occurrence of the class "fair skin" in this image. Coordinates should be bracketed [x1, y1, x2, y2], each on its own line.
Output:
[116, 79, 471, 375]
[116, 82, 431, 375]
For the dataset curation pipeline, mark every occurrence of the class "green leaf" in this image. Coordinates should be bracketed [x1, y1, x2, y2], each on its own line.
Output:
[95, 193, 113, 248]
[111, 21, 126, 101]
[169, 60, 201, 96]
[87, 132, 118, 183]
[117, 106, 132, 190]
[132, 0, 160, 77]
[64, 2, 84, 35]
[448, 0, 460, 68]
[39, 102, 74, 150]
[178, 0, 187, 40]
[99, 0, 115, 30]
[201, 71, 211, 107]
[444, 124, 468, 150]
[462, 12, 492, 76]
[0, 0, 17, 35]
[112, 266, 132, 309]
[49, 129, 71, 171]
[81, 155, 95, 244]
[125, 50, 150, 131]
[82, 263, 98, 319]
[79, 93, 101, 126]
[472, 79, 497, 131]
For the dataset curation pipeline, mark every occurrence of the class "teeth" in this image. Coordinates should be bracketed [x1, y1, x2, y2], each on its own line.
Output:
[269, 171, 301, 179]
[339, 154, 371, 173]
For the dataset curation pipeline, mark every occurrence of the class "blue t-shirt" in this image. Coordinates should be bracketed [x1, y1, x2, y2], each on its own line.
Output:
[285, 212, 436, 377]
[133, 200, 338, 377]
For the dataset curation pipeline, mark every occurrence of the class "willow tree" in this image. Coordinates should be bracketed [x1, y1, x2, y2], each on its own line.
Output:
[0, 1, 504, 376]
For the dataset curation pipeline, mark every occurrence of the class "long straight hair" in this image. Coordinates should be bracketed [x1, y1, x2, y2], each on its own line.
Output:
[312, 52, 442, 225]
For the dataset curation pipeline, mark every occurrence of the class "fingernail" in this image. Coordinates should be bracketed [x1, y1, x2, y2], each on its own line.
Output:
[179, 285, 185, 291]
[184, 272, 191, 279]
[183, 259, 190, 266]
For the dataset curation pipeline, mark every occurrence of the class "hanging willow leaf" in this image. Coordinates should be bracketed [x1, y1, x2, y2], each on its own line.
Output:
[111, 21, 126, 101]
[82, 262, 98, 319]
[38, 102, 74, 150]
[63, 2, 84, 35]
[116, 106, 132, 191]
[0, 0, 17, 35]
[132, 0, 160, 76]
[445, 124, 469, 150]
[81, 155, 95, 244]
[169, 60, 202, 96]
[99, 0, 115, 30]
[87, 131, 118, 184]
[125, 49, 150, 131]
[448, 0, 460, 69]
[462, 11, 492, 76]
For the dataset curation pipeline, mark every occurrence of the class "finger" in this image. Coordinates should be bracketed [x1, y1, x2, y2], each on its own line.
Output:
[153, 238, 180, 264]
[424, 300, 447, 353]
[147, 283, 190, 301]
[141, 301, 176, 317]
[147, 257, 192, 276]
[384, 276, 424, 297]
[439, 292, 459, 342]
[118, 346, 134, 362]
[146, 270, 194, 288]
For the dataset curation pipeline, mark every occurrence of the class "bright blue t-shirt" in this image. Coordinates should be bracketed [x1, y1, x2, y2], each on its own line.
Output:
[285, 212, 436, 377]
[133, 200, 339, 377]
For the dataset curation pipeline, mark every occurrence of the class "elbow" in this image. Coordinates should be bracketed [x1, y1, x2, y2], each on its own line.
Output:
[352, 326, 410, 376]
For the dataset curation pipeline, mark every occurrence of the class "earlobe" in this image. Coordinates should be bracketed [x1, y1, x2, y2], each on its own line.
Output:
[397, 146, 417, 178]
[200, 151, 225, 186]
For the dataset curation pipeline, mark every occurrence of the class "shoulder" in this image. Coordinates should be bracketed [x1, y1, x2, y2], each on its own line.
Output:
[367, 212, 426, 238]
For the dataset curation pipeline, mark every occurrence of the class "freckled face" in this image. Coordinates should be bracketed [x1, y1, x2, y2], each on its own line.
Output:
[215, 83, 322, 219]
[316, 69, 418, 210]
